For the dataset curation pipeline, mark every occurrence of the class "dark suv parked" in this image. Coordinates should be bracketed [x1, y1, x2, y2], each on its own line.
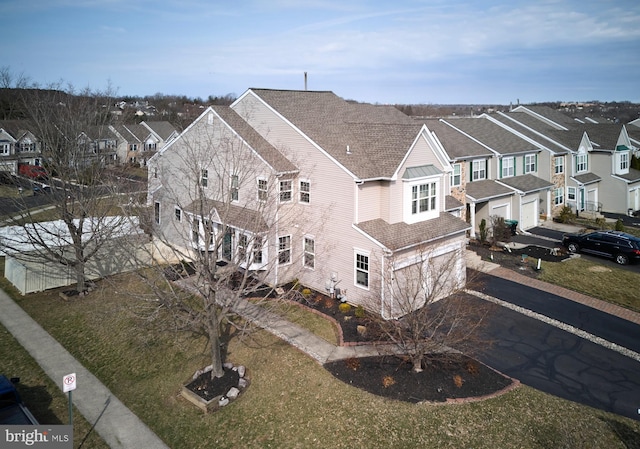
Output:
[562, 230, 640, 265]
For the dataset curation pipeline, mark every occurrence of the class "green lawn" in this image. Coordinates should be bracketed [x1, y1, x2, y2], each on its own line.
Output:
[3, 271, 639, 449]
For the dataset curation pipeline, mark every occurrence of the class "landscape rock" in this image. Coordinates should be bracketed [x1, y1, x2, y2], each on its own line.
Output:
[238, 378, 249, 389]
[218, 396, 229, 407]
[226, 387, 240, 399]
[237, 365, 246, 377]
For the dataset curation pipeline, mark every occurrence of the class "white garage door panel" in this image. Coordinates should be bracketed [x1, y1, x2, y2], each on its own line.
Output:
[491, 204, 509, 218]
[521, 200, 537, 230]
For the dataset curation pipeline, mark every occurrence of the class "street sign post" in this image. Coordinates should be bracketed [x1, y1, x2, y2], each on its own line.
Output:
[63, 373, 76, 426]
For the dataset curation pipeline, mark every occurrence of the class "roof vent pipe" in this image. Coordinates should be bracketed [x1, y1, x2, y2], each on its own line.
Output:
[304, 72, 307, 91]
[346, 145, 351, 154]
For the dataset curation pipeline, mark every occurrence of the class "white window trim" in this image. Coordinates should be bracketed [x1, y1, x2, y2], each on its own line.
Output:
[403, 176, 439, 224]
[554, 188, 564, 206]
[524, 154, 537, 174]
[279, 179, 293, 203]
[450, 163, 461, 187]
[576, 153, 587, 173]
[277, 235, 292, 266]
[174, 206, 182, 222]
[299, 179, 310, 204]
[354, 249, 370, 290]
[257, 177, 268, 202]
[303, 235, 315, 269]
[502, 157, 514, 178]
[567, 186, 576, 201]
[201, 168, 208, 187]
[472, 159, 487, 181]
[554, 156, 564, 174]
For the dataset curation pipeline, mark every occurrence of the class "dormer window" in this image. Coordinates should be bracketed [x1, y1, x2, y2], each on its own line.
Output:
[576, 153, 587, 173]
[403, 165, 441, 224]
[412, 183, 436, 214]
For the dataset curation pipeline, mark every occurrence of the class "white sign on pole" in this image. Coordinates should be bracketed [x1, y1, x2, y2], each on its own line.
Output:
[63, 373, 77, 392]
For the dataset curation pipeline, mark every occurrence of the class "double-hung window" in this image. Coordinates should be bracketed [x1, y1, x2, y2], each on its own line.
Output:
[0, 143, 10, 155]
[567, 186, 576, 202]
[299, 180, 310, 203]
[303, 237, 315, 269]
[231, 175, 239, 201]
[524, 154, 536, 174]
[257, 178, 268, 201]
[472, 160, 486, 181]
[201, 169, 208, 187]
[411, 182, 436, 214]
[174, 207, 182, 221]
[450, 164, 461, 187]
[501, 157, 514, 178]
[154, 201, 160, 224]
[576, 153, 587, 173]
[554, 156, 564, 174]
[620, 152, 629, 171]
[279, 179, 292, 202]
[278, 235, 291, 265]
[355, 252, 369, 288]
[554, 188, 564, 206]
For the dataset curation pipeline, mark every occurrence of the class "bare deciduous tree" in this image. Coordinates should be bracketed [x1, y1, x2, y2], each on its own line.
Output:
[367, 246, 492, 372]
[135, 107, 318, 379]
[1, 83, 136, 293]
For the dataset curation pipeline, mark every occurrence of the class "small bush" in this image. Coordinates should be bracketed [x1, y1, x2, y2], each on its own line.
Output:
[465, 361, 480, 376]
[453, 374, 464, 388]
[382, 375, 396, 388]
[301, 288, 312, 297]
[595, 217, 607, 229]
[354, 305, 365, 318]
[479, 218, 488, 244]
[345, 358, 360, 371]
[338, 303, 351, 314]
[615, 219, 625, 231]
[490, 215, 511, 244]
[558, 205, 575, 224]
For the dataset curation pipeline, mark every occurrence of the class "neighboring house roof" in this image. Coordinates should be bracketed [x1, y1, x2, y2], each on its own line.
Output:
[440, 117, 541, 156]
[355, 213, 469, 251]
[613, 168, 640, 184]
[182, 198, 268, 233]
[124, 123, 152, 142]
[465, 180, 515, 202]
[488, 113, 570, 155]
[246, 89, 421, 180]
[420, 119, 492, 160]
[572, 173, 601, 185]
[445, 195, 464, 211]
[142, 121, 177, 141]
[511, 105, 578, 129]
[0, 120, 35, 140]
[111, 124, 141, 143]
[84, 125, 117, 141]
[497, 174, 554, 194]
[211, 106, 298, 175]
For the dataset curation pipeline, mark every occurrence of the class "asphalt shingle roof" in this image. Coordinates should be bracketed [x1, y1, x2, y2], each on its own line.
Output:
[572, 173, 601, 185]
[497, 174, 554, 193]
[211, 106, 298, 175]
[419, 119, 492, 160]
[249, 89, 421, 179]
[489, 113, 569, 155]
[355, 213, 469, 251]
[465, 180, 515, 202]
[183, 198, 268, 233]
[440, 117, 540, 156]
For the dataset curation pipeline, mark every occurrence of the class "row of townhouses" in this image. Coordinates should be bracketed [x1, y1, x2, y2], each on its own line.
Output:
[0, 120, 178, 174]
[146, 88, 640, 317]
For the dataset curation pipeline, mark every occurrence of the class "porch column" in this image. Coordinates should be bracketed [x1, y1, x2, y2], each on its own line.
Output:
[469, 202, 476, 238]
[545, 190, 551, 221]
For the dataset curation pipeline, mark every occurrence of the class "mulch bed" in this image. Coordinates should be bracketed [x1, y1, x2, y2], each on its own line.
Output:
[468, 242, 571, 277]
[185, 368, 240, 401]
[325, 354, 514, 403]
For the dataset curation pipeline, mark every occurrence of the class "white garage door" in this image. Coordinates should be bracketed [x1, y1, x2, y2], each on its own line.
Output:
[491, 203, 509, 218]
[521, 200, 537, 230]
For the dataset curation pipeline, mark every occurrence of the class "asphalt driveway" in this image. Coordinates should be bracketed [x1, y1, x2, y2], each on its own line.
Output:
[464, 290, 640, 421]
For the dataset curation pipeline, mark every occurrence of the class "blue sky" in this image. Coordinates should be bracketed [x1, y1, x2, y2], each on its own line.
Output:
[2, 0, 639, 104]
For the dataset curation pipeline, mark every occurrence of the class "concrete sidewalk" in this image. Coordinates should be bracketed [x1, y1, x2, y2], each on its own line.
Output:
[0, 289, 169, 449]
